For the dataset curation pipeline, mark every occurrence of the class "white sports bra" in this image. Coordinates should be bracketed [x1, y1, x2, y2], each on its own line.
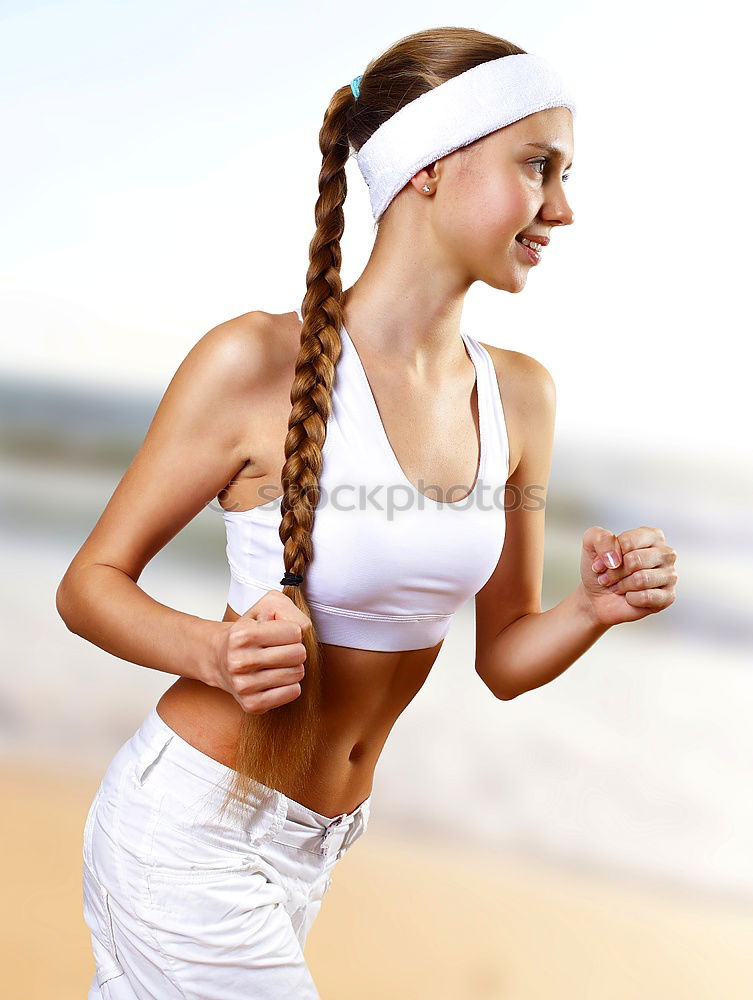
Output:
[221, 309, 510, 652]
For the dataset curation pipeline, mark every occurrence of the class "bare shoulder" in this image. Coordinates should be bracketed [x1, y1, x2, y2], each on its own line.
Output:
[189, 309, 297, 388]
[56, 309, 302, 587]
[478, 340, 555, 394]
[478, 341, 556, 477]
[186, 306, 303, 469]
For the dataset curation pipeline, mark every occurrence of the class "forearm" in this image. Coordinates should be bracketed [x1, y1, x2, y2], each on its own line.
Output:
[57, 564, 229, 687]
[477, 584, 611, 700]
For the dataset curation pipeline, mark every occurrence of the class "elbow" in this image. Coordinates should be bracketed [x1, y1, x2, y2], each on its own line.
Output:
[55, 580, 71, 629]
[494, 682, 519, 700]
[55, 575, 79, 632]
[476, 663, 518, 701]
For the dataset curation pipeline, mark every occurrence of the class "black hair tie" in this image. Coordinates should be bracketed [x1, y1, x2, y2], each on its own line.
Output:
[280, 571, 304, 587]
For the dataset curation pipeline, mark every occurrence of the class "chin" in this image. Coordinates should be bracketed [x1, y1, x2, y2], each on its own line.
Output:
[484, 270, 527, 294]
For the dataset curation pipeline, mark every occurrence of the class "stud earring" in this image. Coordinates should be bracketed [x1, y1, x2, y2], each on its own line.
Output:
[422, 184, 431, 193]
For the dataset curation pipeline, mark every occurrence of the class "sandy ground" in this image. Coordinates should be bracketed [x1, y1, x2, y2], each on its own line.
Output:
[4, 762, 753, 1000]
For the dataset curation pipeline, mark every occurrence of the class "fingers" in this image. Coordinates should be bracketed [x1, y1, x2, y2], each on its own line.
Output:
[254, 618, 308, 648]
[240, 682, 303, 715]
[242, 590, 313, 635]
[595, 542, 677, 589]
[223, 628, 307, 712]
[253, 639, 308, 669]
[263, 591, 313, 635]
[588, 525, 670, 575]
[623, 588, 675, 610]
[243, 663, 306, 695]
[227, 621, 307, 663]
[222, 591, 313, 713]
[617, 525, 666, 556]
[583, 525, 623, 573]
[602, 565, 676, 594]
[583, 524, 677, 620]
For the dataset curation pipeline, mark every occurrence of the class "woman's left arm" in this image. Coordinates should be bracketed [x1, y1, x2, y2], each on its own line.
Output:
[474, 348, 677, 701]
[480, 525, 677, 700]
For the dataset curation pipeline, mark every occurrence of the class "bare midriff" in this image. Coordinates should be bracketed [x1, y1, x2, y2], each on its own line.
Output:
[155, 608, 444, 817]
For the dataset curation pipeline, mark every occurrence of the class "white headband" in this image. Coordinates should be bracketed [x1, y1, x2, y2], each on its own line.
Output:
[354, 53, 577, 222]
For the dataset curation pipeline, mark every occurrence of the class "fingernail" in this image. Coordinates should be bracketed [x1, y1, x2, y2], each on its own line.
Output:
[592, 559, 605, 574]
[604, 551, 619, 569]
[597, 572, 610, 586]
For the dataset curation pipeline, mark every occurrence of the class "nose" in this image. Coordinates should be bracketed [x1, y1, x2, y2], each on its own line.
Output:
[545, 182, 574, 227]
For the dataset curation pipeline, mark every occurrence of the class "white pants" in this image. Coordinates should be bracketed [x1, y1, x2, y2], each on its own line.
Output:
[82, 705, 371, 999]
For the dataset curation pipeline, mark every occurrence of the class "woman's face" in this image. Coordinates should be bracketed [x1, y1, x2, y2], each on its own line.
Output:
[430, 107, 575, 293]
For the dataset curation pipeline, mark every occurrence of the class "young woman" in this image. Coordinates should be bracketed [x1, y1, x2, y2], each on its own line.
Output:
[57, 26, 677, 1000]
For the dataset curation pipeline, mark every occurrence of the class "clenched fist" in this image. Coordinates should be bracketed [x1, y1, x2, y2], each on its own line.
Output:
[212, 590, 313, 714]
[579, 525, 678, 627]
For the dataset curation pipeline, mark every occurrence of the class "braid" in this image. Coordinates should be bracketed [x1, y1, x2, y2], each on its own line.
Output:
[218, 86, 352, 816]
[215, 26, 527, 820]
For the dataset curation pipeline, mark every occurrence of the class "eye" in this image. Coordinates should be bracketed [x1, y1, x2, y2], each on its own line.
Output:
[529, 157, 570, 184]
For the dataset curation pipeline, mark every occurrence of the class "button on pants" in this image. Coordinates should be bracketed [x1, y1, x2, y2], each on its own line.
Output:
[82, 706, 371, 999]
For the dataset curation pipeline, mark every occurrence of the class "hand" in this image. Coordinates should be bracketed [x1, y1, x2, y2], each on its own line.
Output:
[579, 525, 677, 627]
[213, 590, 313, 714]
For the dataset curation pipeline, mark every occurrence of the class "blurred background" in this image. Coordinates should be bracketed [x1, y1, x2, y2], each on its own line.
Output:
[2, 1, 752, 997]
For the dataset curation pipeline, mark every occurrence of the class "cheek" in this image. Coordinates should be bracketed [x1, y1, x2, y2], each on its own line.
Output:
[471, 194, 528, 253]
[436, 163, 533, 257]
[465, 174, 530, 236]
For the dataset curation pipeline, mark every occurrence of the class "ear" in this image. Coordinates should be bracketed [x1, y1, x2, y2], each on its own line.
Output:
[410, 162, 438, 195]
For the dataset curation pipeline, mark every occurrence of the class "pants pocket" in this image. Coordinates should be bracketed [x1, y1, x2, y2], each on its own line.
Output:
[133, 731, 174, 787]
[141, 861, 321, 998]
[82, 859, 125, 988]
[142, 792, 280, 882]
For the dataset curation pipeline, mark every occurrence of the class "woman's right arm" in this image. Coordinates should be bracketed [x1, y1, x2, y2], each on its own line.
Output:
[56, 311, 281, 691]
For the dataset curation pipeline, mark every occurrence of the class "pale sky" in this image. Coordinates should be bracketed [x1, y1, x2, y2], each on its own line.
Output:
[1, 0, 749, 463]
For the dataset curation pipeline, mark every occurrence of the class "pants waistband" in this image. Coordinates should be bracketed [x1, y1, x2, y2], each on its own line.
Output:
[274, 805, 369, 858]
[131, 706, 371, 858]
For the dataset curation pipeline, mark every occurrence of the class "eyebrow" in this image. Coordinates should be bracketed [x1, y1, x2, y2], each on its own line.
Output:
[523, 142, 573, 170]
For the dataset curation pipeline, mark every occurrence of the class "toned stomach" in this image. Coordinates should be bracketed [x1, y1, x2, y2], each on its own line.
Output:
[156, 602, 444, 817]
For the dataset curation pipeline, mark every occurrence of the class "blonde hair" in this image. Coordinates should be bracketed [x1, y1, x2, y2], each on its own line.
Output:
[218, 26, 526, 818]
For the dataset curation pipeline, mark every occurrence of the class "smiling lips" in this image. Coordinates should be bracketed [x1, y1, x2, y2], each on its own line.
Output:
[516, 232, 550, 247]
[516, 236, 542, 265]
[518, 236, 545, 252]
[514, 231, 548, 265]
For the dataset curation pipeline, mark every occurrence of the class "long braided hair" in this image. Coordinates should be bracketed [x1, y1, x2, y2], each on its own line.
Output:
[218, 26, 526, 818]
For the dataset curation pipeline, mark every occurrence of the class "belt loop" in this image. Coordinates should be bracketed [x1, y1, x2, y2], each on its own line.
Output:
[255, 791, 287, 846]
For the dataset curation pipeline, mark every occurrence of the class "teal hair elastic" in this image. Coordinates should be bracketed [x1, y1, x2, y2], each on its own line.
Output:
[350, 75, 362, 100]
